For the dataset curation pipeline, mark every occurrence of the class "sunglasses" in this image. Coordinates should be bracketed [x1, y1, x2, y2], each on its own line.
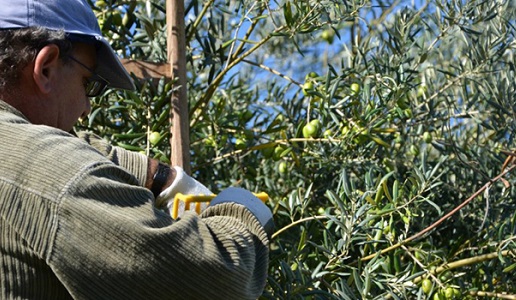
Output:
[67, 56, 109, 97]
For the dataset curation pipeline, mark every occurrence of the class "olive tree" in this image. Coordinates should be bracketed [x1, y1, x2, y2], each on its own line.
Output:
[82, 0, 516, 298]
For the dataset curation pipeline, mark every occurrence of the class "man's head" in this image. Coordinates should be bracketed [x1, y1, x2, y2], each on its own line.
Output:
[0, 0, 134, 91]
[0, 0, 134, 131]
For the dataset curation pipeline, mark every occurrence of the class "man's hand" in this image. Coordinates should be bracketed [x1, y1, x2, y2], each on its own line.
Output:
[155, 166, 212, 216]
[210, 187, 274, 238]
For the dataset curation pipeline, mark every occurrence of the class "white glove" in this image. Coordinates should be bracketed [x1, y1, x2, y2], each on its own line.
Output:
[209, 187, 274, 237]
[156, 166, 212, 217]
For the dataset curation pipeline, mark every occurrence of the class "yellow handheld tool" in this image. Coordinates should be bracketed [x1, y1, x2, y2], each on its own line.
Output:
[170, 192, 269, 219]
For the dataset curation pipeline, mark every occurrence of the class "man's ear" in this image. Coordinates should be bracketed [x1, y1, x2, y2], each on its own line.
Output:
[33, 44, 61, 94]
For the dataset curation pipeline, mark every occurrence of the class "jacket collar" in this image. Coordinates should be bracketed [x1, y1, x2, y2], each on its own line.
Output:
[0, 99, 29, 121]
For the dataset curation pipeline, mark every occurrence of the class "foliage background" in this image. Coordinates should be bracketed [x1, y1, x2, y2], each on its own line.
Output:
[81, 0, 516, 298]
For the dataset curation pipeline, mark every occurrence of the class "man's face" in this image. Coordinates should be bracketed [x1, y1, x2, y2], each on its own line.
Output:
[50, 43, 96, 131]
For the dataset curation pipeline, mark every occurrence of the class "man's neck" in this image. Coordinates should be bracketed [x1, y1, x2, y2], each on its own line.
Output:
[0, 99, 28, 120]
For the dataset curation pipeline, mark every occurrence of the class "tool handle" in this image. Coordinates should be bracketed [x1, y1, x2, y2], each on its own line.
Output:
[170, 192, 269, 219]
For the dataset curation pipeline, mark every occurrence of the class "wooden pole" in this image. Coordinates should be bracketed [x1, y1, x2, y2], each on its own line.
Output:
[166, 0, 190, 173]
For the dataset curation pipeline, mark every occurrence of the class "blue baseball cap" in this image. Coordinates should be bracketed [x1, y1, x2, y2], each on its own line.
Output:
[0, 0, 135, 91]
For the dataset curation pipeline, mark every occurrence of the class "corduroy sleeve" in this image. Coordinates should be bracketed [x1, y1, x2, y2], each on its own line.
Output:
[48, 162, 269, 300]
[76, 131, 148, 186]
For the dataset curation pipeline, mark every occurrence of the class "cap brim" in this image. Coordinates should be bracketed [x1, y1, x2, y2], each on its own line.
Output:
[95, 37, 135, 91]
[67, 33, 135, 91]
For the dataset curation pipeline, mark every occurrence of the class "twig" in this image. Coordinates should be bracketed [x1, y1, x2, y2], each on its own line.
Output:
[271, 215, 328, 240]
[360, 164, 516, 262]
[468, 291, 516, 300]
[411, 250, 515, 285]
[241, 59, 302, 86]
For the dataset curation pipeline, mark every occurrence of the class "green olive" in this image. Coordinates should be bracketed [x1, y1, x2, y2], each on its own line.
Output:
[433, 291, 444, 300]
[444, 287, 455, 299]
[350, 83, 361, 95]
[302, 81, 314, 96]
[421, 278, 432, 294]
[95, 0, 107, 7]
[273, 145, 285, 161]
[423, 131, 433, 143]
[149, 131, 161, 146]
[303, 123, 318, 138]
[309, 119, 321, 131]
[321, 29, 335, 44]
[278, 161, 288, 173]
[235, 138, 246, 150]
[305, 72, 319, 79]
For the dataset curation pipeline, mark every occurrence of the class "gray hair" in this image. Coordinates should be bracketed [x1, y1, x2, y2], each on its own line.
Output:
[0, 27, 73, 93]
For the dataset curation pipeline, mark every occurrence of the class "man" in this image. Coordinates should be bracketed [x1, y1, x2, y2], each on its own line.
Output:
[0, 0, 273, 299]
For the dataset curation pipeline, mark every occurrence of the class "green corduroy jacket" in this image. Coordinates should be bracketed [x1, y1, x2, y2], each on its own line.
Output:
[0, 100, 269, 300]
